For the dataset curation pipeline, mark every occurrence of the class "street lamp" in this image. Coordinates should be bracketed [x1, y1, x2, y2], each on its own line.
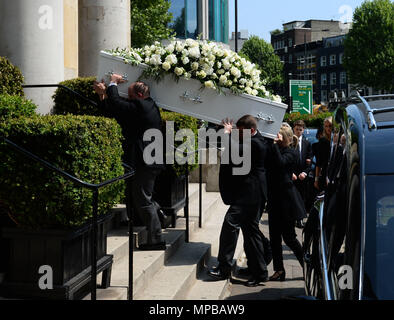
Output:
[235, 0, 238, 52]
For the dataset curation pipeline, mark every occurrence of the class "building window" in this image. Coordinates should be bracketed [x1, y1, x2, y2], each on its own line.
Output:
[339, 53, 344, 64]
[209, 0, 229, 44]
[321, 74, 327, 86]
[330, 72, 337, 85]
[321, 90, 327, 102]
[340, 71, 347, 84]
[170, 0, 199, 39]
[321, 56, 327, 67]
[288, 38, 293, 47]
[330, 54, 336, 65]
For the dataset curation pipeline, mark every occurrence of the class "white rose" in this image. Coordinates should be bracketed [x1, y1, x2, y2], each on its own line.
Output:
[219, 75, 227, 84]
[188, 47, 201, 59]
[245, 87, 253, 95]
[182, 56, 190, 64]
[191, 62, 199, 71]
[166, 44, 175, 53]
[150, 54, 162, 65]
[230, 67, 241, 78]
[162, 61, 171, 71]
[174, 67, 184, 76]
[204, 80, 215, 89]
[273, 95, 282, 103]
[216, 61, 222, 69]
[225, 80, 232, 87]
[176, 42, 184, 52]
[197, 70, 207, 79]
[252, 89, 258, 96]
[184, 72, 191, 80]
[165, 54, 177, 65]
[218, 69, 225, 75]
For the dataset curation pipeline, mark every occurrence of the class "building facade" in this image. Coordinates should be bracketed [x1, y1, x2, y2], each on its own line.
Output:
[169, 0, 229, 44]
[317, 35, 349, 104]
[271, 19, 351, 106]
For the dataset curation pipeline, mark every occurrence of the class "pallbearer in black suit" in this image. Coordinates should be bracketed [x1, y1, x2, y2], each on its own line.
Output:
[267, 124, 305, 282]
[208, 115, 270, 287]
[292, 120, 313, 216]
[94, 75, 165, 251]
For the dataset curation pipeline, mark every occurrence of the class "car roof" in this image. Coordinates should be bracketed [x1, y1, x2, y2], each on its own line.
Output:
[357, 99, 394, 174]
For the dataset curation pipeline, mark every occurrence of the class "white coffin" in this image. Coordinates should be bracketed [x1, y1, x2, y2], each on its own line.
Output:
[97, 51, 287, 139]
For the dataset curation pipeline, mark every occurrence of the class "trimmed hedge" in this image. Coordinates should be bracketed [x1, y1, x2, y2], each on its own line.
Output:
[0, 57, 24, 97]
[0, 115, 125, 229]
[284, 111, 333, 129]
[0, 94, 37, 122]
[160, 110, 199, 177]
[52, 77, 102, 116]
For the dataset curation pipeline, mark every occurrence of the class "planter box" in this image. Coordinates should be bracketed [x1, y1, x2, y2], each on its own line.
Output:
[153, 166, 186, 228]
[97, 51, 287, 139]
[0, 213, 113, 300]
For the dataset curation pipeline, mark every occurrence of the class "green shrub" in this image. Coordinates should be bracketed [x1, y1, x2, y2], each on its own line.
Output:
[160, 110, 199, 177]
[284, 111, 333, 129]
[0, 94, 37, 122]
[52, 77, 102, 116]
[0, 56, 24, 97]
[0, 115, 125, 229]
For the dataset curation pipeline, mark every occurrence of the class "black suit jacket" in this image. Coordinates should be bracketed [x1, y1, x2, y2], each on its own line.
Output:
[219, 131, 268, 206]
[294, 135, 313, 176]
[100, 85, 164, 169]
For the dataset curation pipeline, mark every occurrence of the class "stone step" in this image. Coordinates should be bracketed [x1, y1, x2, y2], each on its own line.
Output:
[88, 185, 224, 300]
[184, 200, 245, 300]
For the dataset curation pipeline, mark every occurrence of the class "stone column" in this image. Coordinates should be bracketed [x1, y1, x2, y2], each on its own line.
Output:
[0, 0, 65, 114]
[78, 0, 130, 78]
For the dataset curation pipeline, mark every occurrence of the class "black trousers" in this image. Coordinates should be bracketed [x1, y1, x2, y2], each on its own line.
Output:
[268, 206, 304, 272]
[129, 166, 163, 244]
[217, 203, 267, 278]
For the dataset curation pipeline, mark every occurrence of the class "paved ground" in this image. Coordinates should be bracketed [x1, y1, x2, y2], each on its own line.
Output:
[226, 213, 306, 300]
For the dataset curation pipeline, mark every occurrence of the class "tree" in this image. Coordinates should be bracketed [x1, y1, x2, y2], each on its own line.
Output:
[343, 0, 394, 91]
[240, 36, 284, 94]
[130, 0, 174, 48]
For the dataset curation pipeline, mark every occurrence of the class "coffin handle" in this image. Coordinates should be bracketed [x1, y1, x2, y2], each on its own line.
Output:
[256, 112, 275, 124]
[106, 70, 128, 81]
[180, 91, 203, 104]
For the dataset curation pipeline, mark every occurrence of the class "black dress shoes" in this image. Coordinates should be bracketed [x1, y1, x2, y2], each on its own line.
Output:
[269, 270, 286, 281]
[138, 241, 166, 251]
[208, 266, 231, 280]
[245, 273, 269, 287]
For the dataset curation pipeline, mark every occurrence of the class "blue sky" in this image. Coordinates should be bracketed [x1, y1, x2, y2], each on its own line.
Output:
[228, 0, 366, 42]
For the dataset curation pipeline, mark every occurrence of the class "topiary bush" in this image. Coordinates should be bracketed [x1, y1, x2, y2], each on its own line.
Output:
[0, 94, 37, 122]
[0, 115, 125, 229]
[0, 57, 24, 97]
[52, 77, 102, 116]
[284, 111, 333, 129]
[160, 110, 199, 177]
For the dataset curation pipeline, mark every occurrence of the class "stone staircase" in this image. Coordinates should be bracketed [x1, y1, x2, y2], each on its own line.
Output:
[83, 182, 245, 300]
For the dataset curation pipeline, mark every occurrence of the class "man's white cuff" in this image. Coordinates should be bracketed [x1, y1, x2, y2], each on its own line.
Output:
[108, 82, 117, 87]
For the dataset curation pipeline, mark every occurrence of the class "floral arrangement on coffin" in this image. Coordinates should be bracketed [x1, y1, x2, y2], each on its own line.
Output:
[106, 38, 282, 103]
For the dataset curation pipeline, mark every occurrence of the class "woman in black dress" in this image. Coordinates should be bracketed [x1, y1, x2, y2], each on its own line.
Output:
[267, 124, 306, 281]
[314, 117, 333, 191]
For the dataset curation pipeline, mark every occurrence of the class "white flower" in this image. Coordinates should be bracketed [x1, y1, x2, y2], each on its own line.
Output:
[165, 44, 175, 53]
[245, 87, 253, 95]
[191, 62, 199, 71]
[176, 42, 185, 52]
[252, 89, 258, 96]
[225, 80, 233, 87]
[174, 67, 184, 76]
[219, 75, 227, 84]
[218, 69, 225, 75]
[204, 80, 215, 89]
[184, 72, 191, 80]
[230, 67, 241, 78]
[165, 54, 177, 65]
[149, 54, 162, 65]
[188, 46, 201, 59]
[197, 70, 207, 79]
[185, 38, 198, 48]
[162, 61, 171, 71]
[216, 61, 222, 69]
[222, 59, 231, 70]
[182, 56, 190, 64]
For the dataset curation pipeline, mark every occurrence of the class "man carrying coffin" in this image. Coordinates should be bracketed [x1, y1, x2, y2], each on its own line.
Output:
[93, 75, 165, 250]
[208, 115, 270, 286]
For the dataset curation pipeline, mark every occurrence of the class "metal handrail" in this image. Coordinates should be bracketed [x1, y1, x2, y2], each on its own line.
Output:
[2, 137, 135, 300]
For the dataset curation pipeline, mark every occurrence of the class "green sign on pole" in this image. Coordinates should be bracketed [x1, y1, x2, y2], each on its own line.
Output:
[290, 80, 313, 114]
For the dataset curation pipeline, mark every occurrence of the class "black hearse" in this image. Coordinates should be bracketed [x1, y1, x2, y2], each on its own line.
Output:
[303, 93, 394, 300]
